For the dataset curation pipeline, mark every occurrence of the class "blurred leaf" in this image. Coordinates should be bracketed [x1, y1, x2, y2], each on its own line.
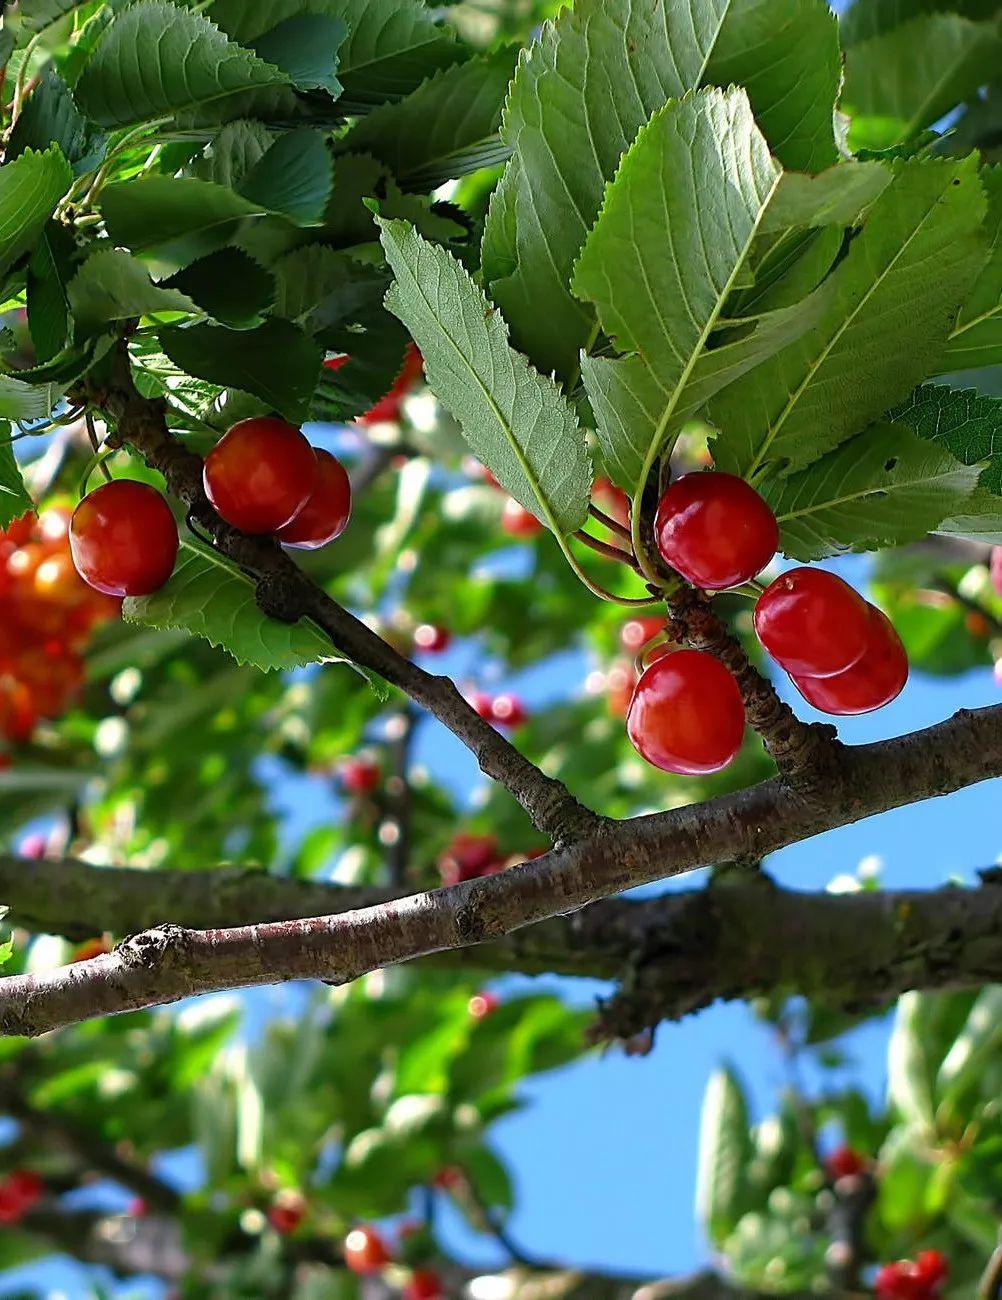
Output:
[696, 1065, 752, 1247]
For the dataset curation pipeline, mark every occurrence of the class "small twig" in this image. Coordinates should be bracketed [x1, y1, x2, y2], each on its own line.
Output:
[574, 528, 644, 573]
[384, 706, 418, 887]
[588, 500, 632, 542]
[978, 1242, 1002, 1300]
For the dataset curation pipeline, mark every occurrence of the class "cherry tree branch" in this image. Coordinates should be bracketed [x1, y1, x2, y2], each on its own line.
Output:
[3, 701, 1002, 1036]
[81, 344, 601, 848]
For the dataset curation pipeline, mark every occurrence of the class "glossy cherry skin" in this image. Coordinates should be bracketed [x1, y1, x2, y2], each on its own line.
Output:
[755, 568, 870, 678]
[627, 649, 745, 775]
[791, 605, 907, 716]
[468, 991, 501, 1020]
[413, 623, 451, 654]
[344, 1226, 392, 1275]
[70, 481, 178, 597]
[875, 1263, 928, 1300]
[490, 693, 527, 728]
[339, 757, 380, 795]
[621, 616, 665, 652]
[655, 472, 778, 590]
[404, 1270, 444, 1300]
[276, 449, 351, 549]
[826, 1145, 867, 1181]
[203, 417, 317, 534]
[359, 344, 424, 425]
[501, 497, 544, 538]
[915, 1251, 949, 1288]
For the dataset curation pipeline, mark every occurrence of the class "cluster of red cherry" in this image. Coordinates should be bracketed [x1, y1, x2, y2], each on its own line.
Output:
[0, 1168, 44, 1223]
[0, 506, 119, 750]
[628, 472, 908, 776]
[875, 1250, 949, 1298]
[325, 342, 425, 427]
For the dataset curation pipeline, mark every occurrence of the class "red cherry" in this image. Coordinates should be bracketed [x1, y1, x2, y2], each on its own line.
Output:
[127, 1197, 149, 1217]
[468, 991, 500, 1020]
[359, 344, 424, 425]
[992, 547, 1002, 598]
[70, 482, 178, 598]
[344, 1225, 392, 1274]
[621, 616, 665, 652]
[433, 1167, 464, 1191]
[71, 937, 111, 963]
[915, 1250, 949, 1288]
[413, 624, 451, 654]
[593, 477, 630, 528]
[323, 354, 349, 373]
[1, 513, 36, 548]
[501, 497, 543, 537]
[655, 472, 778, 590]
[268, 1200, 305, 1235]
[466, 690, 496, 720]
[438, 833, 500, 885]
[0, 1184, 24, 1224]
[18, 832, 47, 860]
[339, 757, 380, 796]
[875, 1262, 926, 1300]
[627, 649, 744, 775]
[490, 693, 527, 728]
[275, 449, 351, 550]
[606, 660, 638, 718]
[825, 1145, 867, 1181]
[7, 1170, 43, 1210]
[755, 568, 870, 678]
[791, 605, 907, 716]
[203, 417, 317, 534]
[404, 1269, 444, 1300]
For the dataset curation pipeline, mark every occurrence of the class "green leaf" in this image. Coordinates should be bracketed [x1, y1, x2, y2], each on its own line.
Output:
[379, 219, 591, 535]
[75, 0, 290, 127]
[760, 162, 892, 234]
[340, 47, 517, 191]
[839, 0, 1000, 45]
[193, 120, 273, 189]
[486, 0, 840, 377]
[163, 249, 275, 328]
[937, 986, 1002, 1105]
[101, 177, 268, 253]
[709, 157, 988, 480]
[237, 127, 333, 224]
[68, 248, 200, 335]
[939, 166, 1002, 373]
[250, 14, 345, 95]
[123, 537, 343, 672]
[0, 374, 64, 421]
[272, 246, 386, 327]
[887, 991, 948, 1131]
[0, 144, 72, 280]
[159, 318, 322, 421]
[0, 431, 32, 530]
[6, 66, 106, 175]
[842, 13, 1002, 151]
[27, 222, 76, 363]
[212, 0, 464, 109]
[573, 88, 781, 495]
[696, 1066, 752, 1247]
[889, 383, 1002, 496]
[762, 422, 981, 560]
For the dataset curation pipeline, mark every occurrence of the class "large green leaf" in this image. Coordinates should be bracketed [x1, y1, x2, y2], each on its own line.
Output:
[159, 318, 322, 421]
[250, 14, 345, 95]
[123, 537, 344, 672]
[760, 162, 892, 234]
[0, 374, 64, 421]
[485, 0, 840, 377]
[101, 177, 268, 253]
[839, 0, 1000, 44]
[709, 157, 987, 480]
[340, 48, 516, 191]
[379, 219, 591, 535]
[272, 246, 387, 328]
[696, 1066, 752, 1248]
[0, 432, 32, 530]
[842, 13, 1002, 151]
[937, 986, 1002, 1107]
[192, 120, 274, 189]
[889, 383, 1002, 495]
[68, 248, 200, 334]
[27, 222, 76, 363]
[762, 422, 981, 560]
[211, 0, 465, 109]
[236, 127, 333, 224]
[6, 66, 105, 175]
[75, 0, 290, 127]
[163, 249, 275, 328]
[939, 166, 1002, 374]
[573, 89, 780, 494]
[0, 145, 72, 280]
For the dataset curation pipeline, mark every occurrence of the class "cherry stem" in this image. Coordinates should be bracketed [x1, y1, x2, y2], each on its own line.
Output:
[574, 529, 642, 573]
[587, 501, 632, 542]
[85, 411, 113, 483]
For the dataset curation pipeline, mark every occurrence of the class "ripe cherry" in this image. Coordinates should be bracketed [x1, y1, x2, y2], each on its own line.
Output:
[467, 690, 495, 720]
[755, 568, 870, 678]
[593, 476, 630, 527]
[71, 937, 111, 963]
[404, 1269, 444, 1300]
[621, 616, 665, 652]
[490, 693, 527, 728]
[438, 833, 501, 885]
[70, 481, 178, 598]
[627, 649, 744, 775]
[18, 832, 47, 860]
[825, 1145, 867, 1181]
[433, 1166, 464, 1191]
[268, 1198, 305, 1235]
[501, 497, 543, 538]
[339, 757, 380, 796]
[127, 1197, 149, 1217]
[655, 472, 778, 590]
[791, 605, 907, 716]
[344, 1225, 392, 1274]
[413, 623, 451, 654]
[7, 1171, 43, 1209]
[323, 353, 349, 373]
[915, 1251, 949, 1289]
[875, 1262, 927, 1300]
[203, 417, 317, 534]
[468, 991, 500, 1020]
[606, 660, 638, 718]
[992, 547, 1002, 598]
[276, 448, 351, 550]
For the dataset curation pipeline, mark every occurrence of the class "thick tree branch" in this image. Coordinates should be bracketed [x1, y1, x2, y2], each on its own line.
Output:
[3, 702, 1002, 1036]
[81, 345, 600, 848]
